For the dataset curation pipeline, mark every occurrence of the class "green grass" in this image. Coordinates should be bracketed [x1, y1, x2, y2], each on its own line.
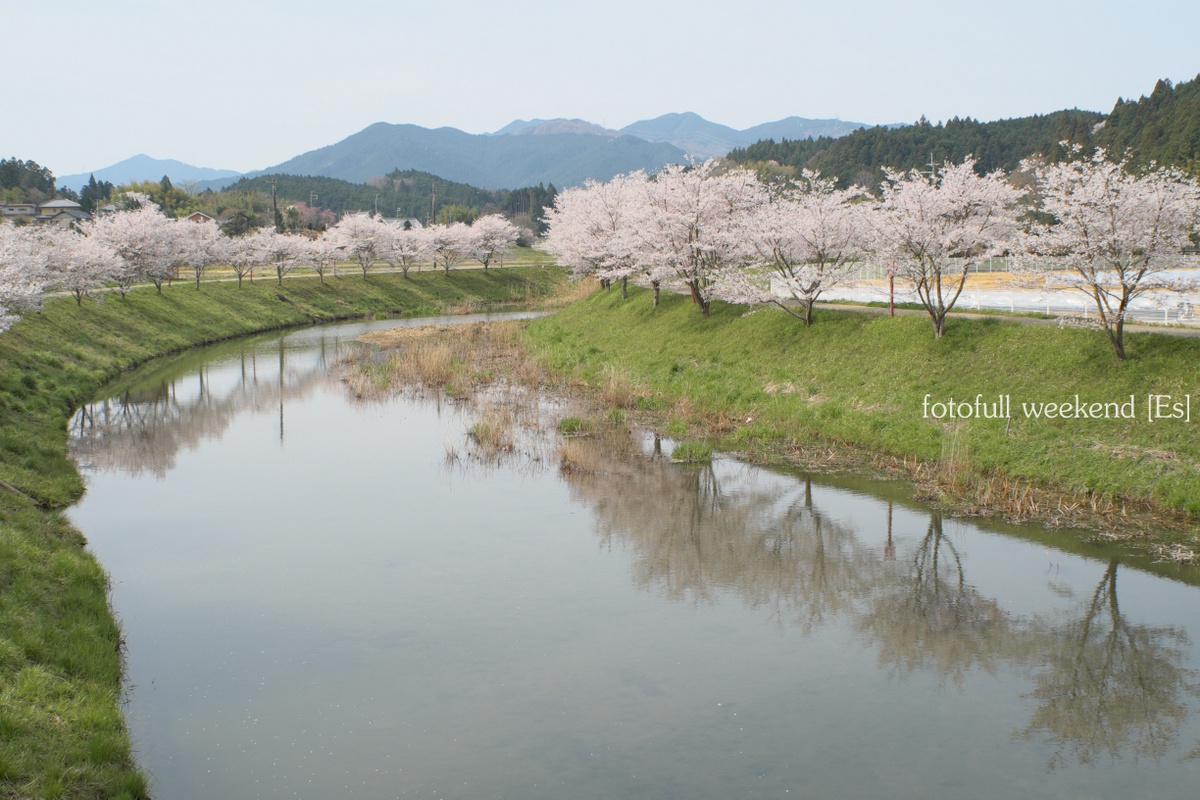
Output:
[0, 266, 565, 799]
[557, 416, 595, 436]
[671, 440, 714, 463]
[525, 286, 1200, 526]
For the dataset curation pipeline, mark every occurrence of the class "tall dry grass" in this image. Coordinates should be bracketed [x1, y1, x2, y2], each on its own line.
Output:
[600, 364, 640, 409]
[541, 276, 601, 308]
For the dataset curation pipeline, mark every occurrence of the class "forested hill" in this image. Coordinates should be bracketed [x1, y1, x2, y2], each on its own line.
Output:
[227, 170, 557, 228]
[728, 75, 1200, 184]
[727, 110, 1104, 186]
[1096, 77, 1200, 173]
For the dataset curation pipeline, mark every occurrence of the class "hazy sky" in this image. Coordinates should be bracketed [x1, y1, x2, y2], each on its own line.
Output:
[6, 0, 1198, 177]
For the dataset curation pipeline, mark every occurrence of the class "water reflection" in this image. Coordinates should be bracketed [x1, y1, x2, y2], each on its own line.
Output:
[862, 515, 1014, 685]
[1017, 558, 1197, 768]
[557, 432, 1200, 767]
[69, 336, 343, 477]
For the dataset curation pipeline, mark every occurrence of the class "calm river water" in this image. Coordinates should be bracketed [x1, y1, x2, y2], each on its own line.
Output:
[67, 315, 1200, 799]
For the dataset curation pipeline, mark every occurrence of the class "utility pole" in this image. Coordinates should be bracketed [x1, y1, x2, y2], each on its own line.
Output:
[920, 152, 938, 181]
[271, 179, 280, 232]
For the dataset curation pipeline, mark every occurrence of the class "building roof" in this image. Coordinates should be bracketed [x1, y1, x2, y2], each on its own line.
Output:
[40, 198, 83, 210]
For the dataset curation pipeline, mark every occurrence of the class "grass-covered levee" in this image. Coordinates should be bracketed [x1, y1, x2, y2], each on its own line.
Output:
[524, 286, 1200, 542]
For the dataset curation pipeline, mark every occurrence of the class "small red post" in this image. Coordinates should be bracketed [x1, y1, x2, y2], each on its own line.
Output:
[887, 261, 895, 317]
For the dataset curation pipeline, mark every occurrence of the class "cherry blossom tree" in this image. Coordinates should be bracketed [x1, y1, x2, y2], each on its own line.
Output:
[37, 226, 122, 305]
[224, 233, 260, 287]
[86, 195, 180, 296]
[385, 224, 429, 278]
[426, 222, 472, 275]
[542, 172, 645, 298]
[332, 213, 393, 280]
[173, 219, 225, 290]
[1019, 148, 1200, 360]
[249, 228, 305, 285]
[626, 160, 761, 316]
[297, 233, 340, 283]
[468, 214, 519, 271]
[865, 158, 1020, 339]
[0, 225, 48, 332]
[720, 171, 865, 325]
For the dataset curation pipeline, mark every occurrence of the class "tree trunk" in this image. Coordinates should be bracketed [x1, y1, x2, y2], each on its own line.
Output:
[652, 280, 660, 307]
[1111, 318, 1127, 361]
[621, 276, 628, 299]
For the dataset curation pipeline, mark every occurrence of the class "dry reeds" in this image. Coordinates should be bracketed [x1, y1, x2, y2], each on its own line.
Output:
[541, 276, 601, 308]
[558, 438, 601, 474]
[353, 322, 547, 396]
[936, 427, 971, 490]
[467, 404, 516, 457]
[600, 364, 639, 409]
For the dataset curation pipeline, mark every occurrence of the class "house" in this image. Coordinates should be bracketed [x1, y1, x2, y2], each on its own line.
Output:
[183, 211, 217, 224]
[37, 198, 92, 225]
[0, 202, 38, 218]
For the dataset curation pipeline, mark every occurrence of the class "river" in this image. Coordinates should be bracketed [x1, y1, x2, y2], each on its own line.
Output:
[67, 314, 1200, 799]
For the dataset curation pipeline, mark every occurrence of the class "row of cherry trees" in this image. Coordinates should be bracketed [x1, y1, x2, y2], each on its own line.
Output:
[542, 153, 1200, 359]
[0, 199, 521, 334]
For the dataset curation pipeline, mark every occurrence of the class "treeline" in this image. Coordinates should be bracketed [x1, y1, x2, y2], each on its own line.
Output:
[221, 170, 558, 231]
[729, 75, 1200, 185]
[0, 158, 72, 204]
[729, 111, 1104, 187]
[1097, 77, 1200, 174]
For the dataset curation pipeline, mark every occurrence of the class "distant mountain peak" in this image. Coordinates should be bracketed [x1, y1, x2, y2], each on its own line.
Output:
[58, 155, 243, 193]
[491, 118, 619, 137]
[618, 112, 868, 159]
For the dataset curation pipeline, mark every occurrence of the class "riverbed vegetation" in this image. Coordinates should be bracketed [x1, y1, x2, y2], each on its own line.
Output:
[0, 267, 565, 799]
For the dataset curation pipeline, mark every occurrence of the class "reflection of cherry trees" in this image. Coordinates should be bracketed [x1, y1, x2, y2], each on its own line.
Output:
[1016, 558, 1199, 769]
[558, 427, 1200, 766]
[69, 338, 341, 477]
[858, 514, 1013, 686]
[563, 431, 880, 625]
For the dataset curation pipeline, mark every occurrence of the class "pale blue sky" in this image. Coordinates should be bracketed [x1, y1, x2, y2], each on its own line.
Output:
[5, 0, 1198, 177]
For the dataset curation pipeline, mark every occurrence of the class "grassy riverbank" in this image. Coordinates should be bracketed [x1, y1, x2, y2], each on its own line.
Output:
[525, 287, 1200, 543]
[0, 267, 564, 799]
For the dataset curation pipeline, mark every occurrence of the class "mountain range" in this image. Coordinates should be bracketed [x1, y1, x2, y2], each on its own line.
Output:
[64, 112, 872, 193]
